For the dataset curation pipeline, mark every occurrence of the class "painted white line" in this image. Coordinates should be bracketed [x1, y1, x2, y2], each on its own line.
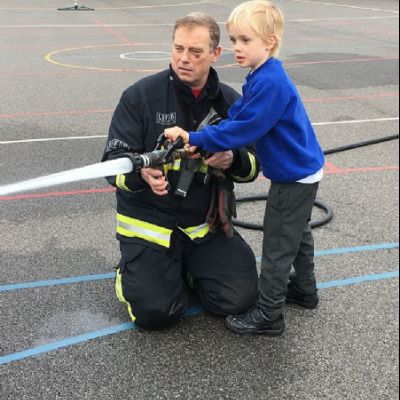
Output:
[313, 117, 399, 127]
[0, 15, 398, 28]
[0, 25, 178, 28]
[120, 51, 171, 61]
[98, 0, 219, 10]
[0, 0, 219, 11]
[0, 135, 107, 145]
[289, 15, 399, 22]
[0, 118, 398, 145]
[289, 0, 399, 14]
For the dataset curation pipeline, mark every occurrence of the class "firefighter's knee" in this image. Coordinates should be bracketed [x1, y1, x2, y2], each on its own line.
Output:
[199, 277, 258, 316]
[133, 302, 185, 330]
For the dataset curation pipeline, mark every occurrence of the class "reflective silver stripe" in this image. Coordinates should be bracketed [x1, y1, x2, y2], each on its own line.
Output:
[163, 158, 208, 174]
[116, 174, 132, 192]
[232, 152, 257, 182]
[164, 158, 182, 172]
[181, 223, 210, 240]
[117, 214, 172, 248]
[117, 214, 211, 247]
[115, 268, 136, 322]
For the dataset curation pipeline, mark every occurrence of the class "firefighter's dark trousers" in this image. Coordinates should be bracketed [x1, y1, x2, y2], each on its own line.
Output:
[257, 182, 319, 320]
[116, 231, 259, 330]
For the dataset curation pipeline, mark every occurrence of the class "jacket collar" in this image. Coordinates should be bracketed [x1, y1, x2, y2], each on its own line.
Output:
[169, 64, 220, 100]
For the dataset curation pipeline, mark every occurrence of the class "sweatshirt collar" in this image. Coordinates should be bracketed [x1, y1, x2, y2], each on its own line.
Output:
[246, 57, 277, 82]
[169, 64, 220, 100]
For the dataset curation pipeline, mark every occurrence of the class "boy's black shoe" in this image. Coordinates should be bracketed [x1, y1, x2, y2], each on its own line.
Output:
[286, 280, 319, 309]
[225, 308, 285, 336]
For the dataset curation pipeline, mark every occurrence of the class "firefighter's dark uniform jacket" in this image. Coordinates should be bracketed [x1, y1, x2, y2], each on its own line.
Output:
[102, 66, 260, 329]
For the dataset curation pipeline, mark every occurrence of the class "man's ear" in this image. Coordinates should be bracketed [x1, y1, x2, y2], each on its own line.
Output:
[211, 46, 222, 63]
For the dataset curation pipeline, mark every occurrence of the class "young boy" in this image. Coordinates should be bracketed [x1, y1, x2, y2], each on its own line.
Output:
[165, 0, 325, 336]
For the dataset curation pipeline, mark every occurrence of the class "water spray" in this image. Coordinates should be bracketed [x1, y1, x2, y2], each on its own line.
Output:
[0, 139, 188, 197]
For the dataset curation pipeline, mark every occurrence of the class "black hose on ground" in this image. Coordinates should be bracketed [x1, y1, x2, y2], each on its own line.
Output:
[233, 134, 399, 231]
[323, 134, 399, 155]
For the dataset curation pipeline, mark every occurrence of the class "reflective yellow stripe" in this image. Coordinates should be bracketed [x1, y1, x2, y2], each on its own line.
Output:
[117, 214, 211, 247]
[181, 223, 210, 240]
[163, 159, 209, 174]
[117, 214, 172, 248]
[248, 152, 258, 179]
[116, 174, 132, 192]
[115, 268, 136, 322]
[199, 161, 209, 174]
[232, 152, 257, 182]
[115, 268, 126, 303]
[164, 159, 182, 173]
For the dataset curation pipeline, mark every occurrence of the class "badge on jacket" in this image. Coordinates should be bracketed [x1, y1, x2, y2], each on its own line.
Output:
[156, 112, 177, 126]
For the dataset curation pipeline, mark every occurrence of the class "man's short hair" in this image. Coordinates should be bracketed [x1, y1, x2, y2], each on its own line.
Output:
[227, 0, 284, 57]
[174, 12, 221, 51]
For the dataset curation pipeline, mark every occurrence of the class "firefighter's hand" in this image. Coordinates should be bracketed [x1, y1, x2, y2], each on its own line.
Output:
[141, 168, 169, 196]
[164, 127, 190, 144]
[205, 151, 234, 170]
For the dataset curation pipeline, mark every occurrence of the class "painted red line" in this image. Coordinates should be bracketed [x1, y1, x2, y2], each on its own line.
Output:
[0, 187, 115, 201]
[0, 109, 113, 119]
[325, 166, 400, 175]
[0, 70, 116, 77]
[324, 162, 344, 173]
[286, 56, 399, 67]
[0, 56, 397, 78]
[92, 18, 134, 45]
[255, 164, 399, 181]
[1, 93, 398, 119]
[1, 165, 398, 202]
[304, 92, 399, 104]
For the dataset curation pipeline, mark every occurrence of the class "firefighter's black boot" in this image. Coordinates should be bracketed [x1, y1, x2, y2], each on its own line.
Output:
[225, 307, 285, 336]
[286, 279, 319, 309]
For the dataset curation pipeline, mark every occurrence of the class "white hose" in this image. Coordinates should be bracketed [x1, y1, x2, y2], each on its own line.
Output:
[0, 158, 133, 196]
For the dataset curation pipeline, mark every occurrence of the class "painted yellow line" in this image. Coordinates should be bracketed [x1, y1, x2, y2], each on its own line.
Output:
[44, 43, 238, 72]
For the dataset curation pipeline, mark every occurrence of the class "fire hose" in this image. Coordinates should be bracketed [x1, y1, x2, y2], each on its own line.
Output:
[233, 134, 399, 230]
[0, 134, 398, 231]
[0, 138, 188, 197]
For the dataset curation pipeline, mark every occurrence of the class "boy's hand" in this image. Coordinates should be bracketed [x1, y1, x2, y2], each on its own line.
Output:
[164, 127, 190, 144]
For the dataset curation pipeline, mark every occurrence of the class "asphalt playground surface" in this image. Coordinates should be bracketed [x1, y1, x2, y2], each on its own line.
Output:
[0, 0, 399, 399]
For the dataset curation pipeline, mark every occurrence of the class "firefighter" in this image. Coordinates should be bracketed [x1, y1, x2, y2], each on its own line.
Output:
[102, 13, 260, 330]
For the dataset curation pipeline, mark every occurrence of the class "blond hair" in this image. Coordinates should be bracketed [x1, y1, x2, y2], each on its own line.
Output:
[227, 1, 284, 57]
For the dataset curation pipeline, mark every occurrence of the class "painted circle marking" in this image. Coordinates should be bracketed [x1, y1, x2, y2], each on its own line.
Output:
[45, 43, 237, 72]
[120, 51, 172, 61]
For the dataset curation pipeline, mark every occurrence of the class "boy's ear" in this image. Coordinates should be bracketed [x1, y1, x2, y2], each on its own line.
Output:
[265, 35, 277, 51]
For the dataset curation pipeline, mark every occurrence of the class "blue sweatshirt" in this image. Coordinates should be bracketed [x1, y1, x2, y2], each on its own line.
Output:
[189, 58, 325, 183]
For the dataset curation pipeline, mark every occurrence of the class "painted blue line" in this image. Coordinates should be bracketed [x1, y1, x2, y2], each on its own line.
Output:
[0, 271, 398, 366]
[0, 322, 135, 366]
[183, 306, 206, 316]
[314, 242, 399, 257]
[255, 242, 399, 263]
[0, 307, 203, 366]
[0, 242, 398, 293]
[0, 273, 115, 292]
[317, 270, 399, 289]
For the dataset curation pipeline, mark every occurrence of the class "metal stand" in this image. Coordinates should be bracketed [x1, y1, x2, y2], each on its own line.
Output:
[58, 1, 94, 10]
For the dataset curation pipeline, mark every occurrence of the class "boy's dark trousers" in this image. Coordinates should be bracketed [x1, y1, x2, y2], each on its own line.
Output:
[257, 181, 319, 321]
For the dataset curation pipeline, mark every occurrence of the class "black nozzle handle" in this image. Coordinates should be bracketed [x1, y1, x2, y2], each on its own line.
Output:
[139, 150, 169, 168]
